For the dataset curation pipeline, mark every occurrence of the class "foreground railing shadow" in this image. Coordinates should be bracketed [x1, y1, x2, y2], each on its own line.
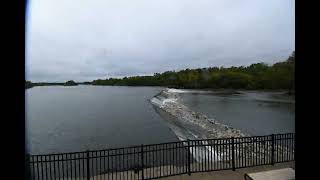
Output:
[26, 133, 295, 180]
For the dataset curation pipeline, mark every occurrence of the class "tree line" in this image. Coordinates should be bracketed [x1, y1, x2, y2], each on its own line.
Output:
[26, 52, 294, 92]
[25, 80, 79, 89]
[92, 51, 295, 91]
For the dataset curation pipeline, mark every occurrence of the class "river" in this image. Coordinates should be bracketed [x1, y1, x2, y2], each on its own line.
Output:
[26, 86, 294, 154]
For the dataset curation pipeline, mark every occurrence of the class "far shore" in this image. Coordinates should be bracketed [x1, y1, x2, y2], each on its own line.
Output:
[25, 84, 295, 98]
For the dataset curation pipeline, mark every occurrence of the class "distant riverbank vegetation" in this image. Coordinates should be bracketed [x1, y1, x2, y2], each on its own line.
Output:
[64, 80, 78, 86]
[25, 80, 79, 89]
[25, 81, 33, 89]
[26, 51, 294, 93]
[92, 52, 295, 92]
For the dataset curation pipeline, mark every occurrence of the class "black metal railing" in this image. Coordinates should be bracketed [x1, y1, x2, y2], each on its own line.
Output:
[26, 133, 295, 180]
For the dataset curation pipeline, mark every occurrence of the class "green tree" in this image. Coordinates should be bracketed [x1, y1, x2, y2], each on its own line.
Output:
[90, 51, 294, 91]
[64, 80, 78, 86]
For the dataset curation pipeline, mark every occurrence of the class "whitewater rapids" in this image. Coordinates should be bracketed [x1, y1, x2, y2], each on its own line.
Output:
[150, 88, 247, 163]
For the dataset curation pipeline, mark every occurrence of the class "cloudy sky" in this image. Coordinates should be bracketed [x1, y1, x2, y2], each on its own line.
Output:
[26, 0, 295, 82]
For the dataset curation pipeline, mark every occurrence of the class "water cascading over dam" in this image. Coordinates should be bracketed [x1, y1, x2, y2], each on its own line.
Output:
[150, 88, 246, 163]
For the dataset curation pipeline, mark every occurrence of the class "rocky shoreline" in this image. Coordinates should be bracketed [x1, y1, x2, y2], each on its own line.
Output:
[151, 88, 247, 139]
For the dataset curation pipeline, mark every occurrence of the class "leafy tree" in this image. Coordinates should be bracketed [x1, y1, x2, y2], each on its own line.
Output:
[87, 52, 295, 91]
[25, 81, 33, 89]
[64, 80, 78, 86]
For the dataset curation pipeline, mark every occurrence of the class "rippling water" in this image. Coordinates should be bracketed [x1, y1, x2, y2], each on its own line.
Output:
[179, 90, 295, 136]
[26, 86, 294, 154]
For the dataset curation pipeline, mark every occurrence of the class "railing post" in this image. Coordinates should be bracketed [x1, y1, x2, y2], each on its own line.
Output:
[25, 153, 31, 180]
[271, 134, 275, 165]
[231, 137, 235, 171]
[86, 150, 90, 180]
[293, 133, 295, 161]
[141, 144, 144, 180]
[187, 139, 191, 176]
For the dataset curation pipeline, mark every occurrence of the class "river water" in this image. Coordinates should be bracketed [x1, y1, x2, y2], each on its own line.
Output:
[26, 86, 177, 154]
[26, 86, 294, 154]
[179, 90, 295, 136]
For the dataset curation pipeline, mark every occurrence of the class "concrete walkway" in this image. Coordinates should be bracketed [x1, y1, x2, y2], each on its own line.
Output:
[162, 162, 295, 180]
[89, 162, 294, 180]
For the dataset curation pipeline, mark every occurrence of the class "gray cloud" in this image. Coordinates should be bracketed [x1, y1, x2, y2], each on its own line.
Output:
[26, 0, 295, 82]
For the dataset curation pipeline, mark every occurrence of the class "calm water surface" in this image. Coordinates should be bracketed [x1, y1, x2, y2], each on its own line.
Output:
[26, 86, 177, 154]
[26, 86, 295, 154]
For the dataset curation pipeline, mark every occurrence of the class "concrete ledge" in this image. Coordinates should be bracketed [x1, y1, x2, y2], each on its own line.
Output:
[245, 168, 294, 180]
[88, 161, 294, 180]
[162, 162, 294, 180]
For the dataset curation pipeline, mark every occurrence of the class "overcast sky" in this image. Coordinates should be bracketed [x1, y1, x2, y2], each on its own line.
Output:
[26, 0, 295, 82]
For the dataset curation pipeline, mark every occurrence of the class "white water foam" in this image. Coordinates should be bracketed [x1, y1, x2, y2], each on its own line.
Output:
[166, 88, 214, 94]
[150, 88, 244, 163]
[150, 95, 177, 108]
[167, 88, 189, 93]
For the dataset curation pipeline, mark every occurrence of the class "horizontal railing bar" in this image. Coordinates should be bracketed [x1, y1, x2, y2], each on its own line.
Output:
[29, 152, 294, 164]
